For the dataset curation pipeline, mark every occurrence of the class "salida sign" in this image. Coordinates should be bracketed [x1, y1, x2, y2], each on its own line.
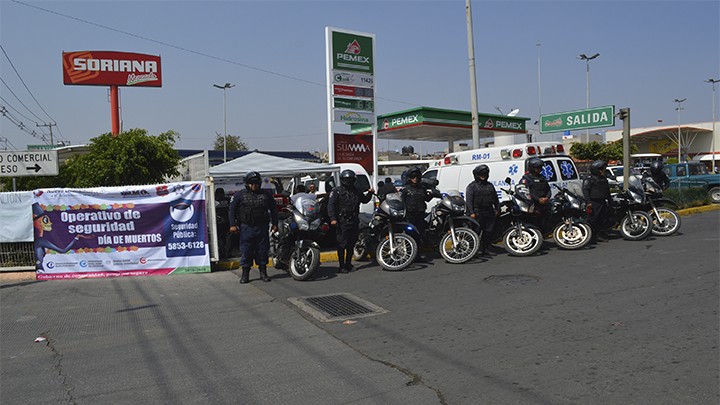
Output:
[62, 51, 162, 87]
[334, 133, 373, 175]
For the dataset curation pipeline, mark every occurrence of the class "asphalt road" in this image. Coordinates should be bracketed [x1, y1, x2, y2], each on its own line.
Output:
[2, 211, 718, 404]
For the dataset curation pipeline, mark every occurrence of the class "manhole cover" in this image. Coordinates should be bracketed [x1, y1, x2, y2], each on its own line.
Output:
[484, 275, 541, 286]
[288, 293, 388, 322]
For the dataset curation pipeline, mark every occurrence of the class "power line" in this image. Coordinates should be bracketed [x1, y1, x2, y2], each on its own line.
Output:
[1, 106, 49, 142]
[11, 0, 416, 107]
[0, 76, 48, 124]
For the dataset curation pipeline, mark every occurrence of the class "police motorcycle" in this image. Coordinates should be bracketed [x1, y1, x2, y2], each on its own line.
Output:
[352, 192, 418, 271]
[495, 178, 544, 256]
[270, 195, 326, 281]
[604, 182, 654, 241]
[637, 174, 681, 236]
[421, 190, 480, 263]
[546, 184, 593, 250]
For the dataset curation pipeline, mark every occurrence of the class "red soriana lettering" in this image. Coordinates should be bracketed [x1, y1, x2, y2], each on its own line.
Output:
[63, 51, 162, 87]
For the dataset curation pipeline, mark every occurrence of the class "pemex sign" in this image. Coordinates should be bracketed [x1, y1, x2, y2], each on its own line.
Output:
[540, 106, 615, 134]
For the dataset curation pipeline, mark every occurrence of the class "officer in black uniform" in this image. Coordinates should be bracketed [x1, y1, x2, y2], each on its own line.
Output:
[377, 177, 398, 202]
[647, 161, 671, 190]
[327, 169, 374, 273]
[465, 164, 500, 256]
[401, 166, 441, 262]
[519, 157, 552, 232]
[582, 160, 611, 242]
[228, 171, 278, 284]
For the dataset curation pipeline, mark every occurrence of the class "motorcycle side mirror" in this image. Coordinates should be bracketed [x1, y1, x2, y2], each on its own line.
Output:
[504, 177, 512, 185]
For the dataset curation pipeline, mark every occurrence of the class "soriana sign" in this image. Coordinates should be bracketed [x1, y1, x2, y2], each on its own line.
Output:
[62, 51, 162, 87]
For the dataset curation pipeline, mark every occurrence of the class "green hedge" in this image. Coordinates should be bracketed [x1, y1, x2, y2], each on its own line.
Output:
[664, 187, 709, 209]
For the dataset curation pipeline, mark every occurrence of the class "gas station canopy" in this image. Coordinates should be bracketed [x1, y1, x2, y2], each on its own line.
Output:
[350, 106, 529, 144]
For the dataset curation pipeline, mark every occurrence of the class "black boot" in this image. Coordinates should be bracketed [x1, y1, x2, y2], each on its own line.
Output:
[259, 266, 271, 282]
[240, 267, 250, 284]
[337, 249, 348, 273]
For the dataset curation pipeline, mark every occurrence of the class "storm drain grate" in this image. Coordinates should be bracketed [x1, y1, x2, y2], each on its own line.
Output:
[484, 274, 541, 286]
[288, 293, 388, 322]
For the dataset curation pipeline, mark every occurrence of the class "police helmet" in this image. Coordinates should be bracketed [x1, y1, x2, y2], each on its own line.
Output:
[527, 158, 544, 172]
[340, 169, 356, 187]
[407, 167, 422, 180]
[244, 171, 262, 188]
[473, 164, 490, 180]
[589, 160, 607, 175]
[649, 161, 664, 175]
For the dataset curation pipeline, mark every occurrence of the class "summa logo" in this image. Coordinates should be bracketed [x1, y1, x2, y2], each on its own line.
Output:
[345, 40, 361, 54]
[337, 143, 371, 153]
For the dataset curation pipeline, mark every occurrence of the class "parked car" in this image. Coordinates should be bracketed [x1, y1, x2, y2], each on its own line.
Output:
[663, 162, 720, 203]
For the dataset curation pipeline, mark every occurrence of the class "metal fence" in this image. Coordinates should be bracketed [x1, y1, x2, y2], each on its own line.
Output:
[0, 242, 34, 271]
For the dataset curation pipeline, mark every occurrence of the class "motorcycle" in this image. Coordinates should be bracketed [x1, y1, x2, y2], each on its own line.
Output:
[270, 195, 327, 281]
[353, 192, 418, 271]
[423, 190, 480, 264]
[638, 174, 681, 236]
[546, 184, 593, 250]
[604, 185, 654, 241]
[495, 179, 544, 257]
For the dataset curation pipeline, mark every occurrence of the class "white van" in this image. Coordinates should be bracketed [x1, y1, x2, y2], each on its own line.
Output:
[422, 142, 583, 203]
[295, 163, 376, 214]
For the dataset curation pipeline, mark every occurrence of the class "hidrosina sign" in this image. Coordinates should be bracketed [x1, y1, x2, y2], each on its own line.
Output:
[540, 106, 615, 133]
[62, 51, 162, 87]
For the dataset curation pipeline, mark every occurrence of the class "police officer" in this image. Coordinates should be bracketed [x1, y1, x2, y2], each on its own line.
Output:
[228, 171, 278, 284]
[465, 164, 500, 256]
[327, 169, 374, 273]
[401, 166, 441, 262]
[582, 160, 611, 242]
[519, 157, 552, 232]
[647, 161, 671, 190]
[377, 177, 398, 202]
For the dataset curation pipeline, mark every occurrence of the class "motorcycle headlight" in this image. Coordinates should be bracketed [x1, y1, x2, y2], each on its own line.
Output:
[628, 189, 644, 204]
[294, 213, 309, 231]
[309, 218, 321, 230]
[452, 203, 465, 213]
[389, 207, 405, 218]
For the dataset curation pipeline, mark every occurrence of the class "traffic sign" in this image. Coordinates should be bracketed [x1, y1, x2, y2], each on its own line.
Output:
[540, 106, 615, 133]
[0, 150, 59, 177]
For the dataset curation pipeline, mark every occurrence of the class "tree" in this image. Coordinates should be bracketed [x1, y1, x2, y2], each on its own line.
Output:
[213, 134, 248, 151]
[569, 140, 637, 162]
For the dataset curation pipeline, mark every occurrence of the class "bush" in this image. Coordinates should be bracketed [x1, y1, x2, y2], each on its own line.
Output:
[664, 187, 709, 209]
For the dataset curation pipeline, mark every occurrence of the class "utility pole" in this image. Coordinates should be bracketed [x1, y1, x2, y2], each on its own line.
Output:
[36, 122, 57, 145]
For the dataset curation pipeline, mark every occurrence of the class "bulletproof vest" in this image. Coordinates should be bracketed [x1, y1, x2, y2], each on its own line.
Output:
[404, 183, 427, 212]
[336, 186, 360, 218]
[587, 175, 610, 199]
[471, 181, 496, 209]
[523, 174, 550, 199]
[237, 190, 269, 226]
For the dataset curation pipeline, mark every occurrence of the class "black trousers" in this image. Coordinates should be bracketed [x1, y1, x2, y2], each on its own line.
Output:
[336, 218, 359, 268]
[239, 223, 269, 268]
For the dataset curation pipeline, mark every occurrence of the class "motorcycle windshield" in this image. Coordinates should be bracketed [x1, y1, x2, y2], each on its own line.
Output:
[294, 196, 320, 219]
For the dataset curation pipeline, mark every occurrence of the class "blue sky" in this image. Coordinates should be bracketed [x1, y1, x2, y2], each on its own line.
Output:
[1, 0, 718, 154]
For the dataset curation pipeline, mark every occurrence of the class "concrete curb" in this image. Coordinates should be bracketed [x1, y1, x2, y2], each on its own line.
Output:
[676, 204, 720, 216]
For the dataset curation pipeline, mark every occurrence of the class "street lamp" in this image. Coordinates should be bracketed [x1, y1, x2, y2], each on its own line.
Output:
[705, 79, 719, 172]
[213, 82, 235, 162]
[674, 98, 687, 163]
[577, 53, 600, 142]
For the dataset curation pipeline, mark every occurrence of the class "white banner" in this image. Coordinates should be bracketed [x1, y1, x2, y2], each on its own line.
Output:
[0, 191, 34, 242]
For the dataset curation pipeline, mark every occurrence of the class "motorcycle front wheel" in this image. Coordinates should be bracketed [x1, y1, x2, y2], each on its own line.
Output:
[619, 211, 653, 241]
[376, 233, 417, 271]
[289, 246, 320, 281]
[650, 207, 681, 236]
[439, 227, 480, 264]
[552, 221, 592, 250]
[503, 226, 543, 257]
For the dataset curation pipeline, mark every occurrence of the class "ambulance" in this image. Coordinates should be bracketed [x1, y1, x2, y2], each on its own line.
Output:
[421, 142, 583, 202]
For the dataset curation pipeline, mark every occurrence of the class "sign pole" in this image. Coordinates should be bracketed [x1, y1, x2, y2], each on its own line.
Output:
[619, 108, 630, 190]
[110, 85, 120, 136]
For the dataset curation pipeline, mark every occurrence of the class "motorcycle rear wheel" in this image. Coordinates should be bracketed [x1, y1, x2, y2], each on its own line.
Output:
[376, 233, 417, 271]
[289, 246, 320, 281]
[619, 211, 653, 241]
[553, 222, 592, 250]
[650, 207, 681, 236]
[439, 227, 480, 264]
[503, 226, 543, 257]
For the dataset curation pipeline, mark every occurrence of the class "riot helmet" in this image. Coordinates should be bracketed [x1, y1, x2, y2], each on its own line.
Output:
[244, 171, 262, 189]
[340, 169, 356, 187]
[473, 164, 490, 181]
[649, 161, 664, 175]
[407, 167, 422, 181]
[589, 160, 607, 175]
[527, 158, 544, 174]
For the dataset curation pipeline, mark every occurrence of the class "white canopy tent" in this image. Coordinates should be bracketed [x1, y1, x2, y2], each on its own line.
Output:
[209, 151, 341, 178]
